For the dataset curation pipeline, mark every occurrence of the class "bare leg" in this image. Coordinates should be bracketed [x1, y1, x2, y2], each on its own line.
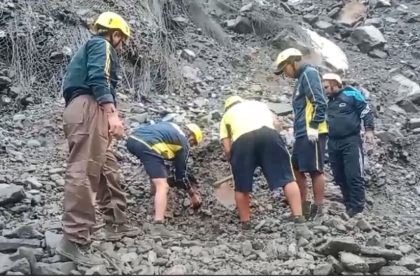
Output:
[235, 191, 251, 222]
[294, 169, 308, 202]
[151, 178, 170, 221]
[311, 172, 325, 206]
[284, 181, 302, 217]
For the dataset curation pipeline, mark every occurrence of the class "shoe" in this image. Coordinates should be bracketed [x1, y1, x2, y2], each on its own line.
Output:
[302, 201, 312, 220]
[347, 208, 363, 218]
[92, 224, 142, 241]
[147, 222, 182, 239]
[293, 216, 312, 240]
[241, 221, 252, 231]
[56, 238, 104, 267]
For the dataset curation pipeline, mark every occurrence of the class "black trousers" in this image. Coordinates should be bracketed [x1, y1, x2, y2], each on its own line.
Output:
[328, 135, 365, 212]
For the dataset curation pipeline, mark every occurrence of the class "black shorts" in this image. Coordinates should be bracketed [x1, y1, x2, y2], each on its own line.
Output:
[126, 136, 167, 179]
[230, 126, 295, 193]
[292, 134, 327, 173]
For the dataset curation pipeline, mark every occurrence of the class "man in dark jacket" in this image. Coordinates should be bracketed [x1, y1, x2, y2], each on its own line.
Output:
[126, 122, 203, 237]
[323, 73, 375, 217]
[273, 48, 328, 221]
[56, 12, 140, 266]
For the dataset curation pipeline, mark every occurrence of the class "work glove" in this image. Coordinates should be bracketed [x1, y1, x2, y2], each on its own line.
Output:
[307, 127, 319, 143]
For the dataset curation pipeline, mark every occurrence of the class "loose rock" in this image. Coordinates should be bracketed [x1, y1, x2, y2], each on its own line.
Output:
[339, 252, 369, 273]
[378, 265, 413, 276]
[318, 238, 361, 256]
[360, 246, 403, 261]
[351, 25, 387, 53]
[0, 184, 25, 206]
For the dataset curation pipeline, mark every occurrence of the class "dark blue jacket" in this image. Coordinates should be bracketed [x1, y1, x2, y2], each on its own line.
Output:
[292, 64, 328, 139]
[62, 36, 120, 106]
[130, 122, 190, 181]
[327, 86, 375, 139]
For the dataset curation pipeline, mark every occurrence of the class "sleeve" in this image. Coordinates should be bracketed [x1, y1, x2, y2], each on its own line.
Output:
[174, 138, 190, 182]
[302, 69, 327, 129]
[219, 115, 229, 140]
[353, 92, 375, 131]
[86, 39, 115, 104]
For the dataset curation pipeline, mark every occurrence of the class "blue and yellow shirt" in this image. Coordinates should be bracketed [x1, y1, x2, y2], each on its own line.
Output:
[130, 122, 189, 180]
[292, 64, 328, 138]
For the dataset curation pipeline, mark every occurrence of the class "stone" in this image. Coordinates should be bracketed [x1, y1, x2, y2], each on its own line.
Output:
[369, 49, 388, 59]
[376, 0, 391, 7]
[85, 265, 108, 276]
[266, 102, 293, 116]
[0, 184, 25, 206]
[398, 256, 420, 271]
[181, 49, 196, 61]
[392, 75, 420, 100]
[313, 263, 334, 275]
[327, 255, 344, 274]
[378, 266, 413, 275]
[240, 2, 254, 12]
[303, 14, 319, 24]
[317, 238, 361, 256]
[0, 237, 41, 252]
[166, 264, 187, 275]
[3, 224, 43, 239]
[241, 240, 253, 257]
[121, 252, 138, 263]
[148, 251, 157, 263]
[25, 177, 42, 189]
[181, 66, 201, 83]
[10, 258, 31, 275]
[18, 247, 43, 262]
[315, 21, 335, 34]
[33, 262, 76, 275]
[365, 18, 382, 27]
[45, 232, 62, 253]
[0, 253, 14, 274]
[396, 100, 419, 113]
[250, 84, 263, 93]
[351, 25, 386, 53]
[340, 252, 369, 273]
[362, 256, 387, 272]
[226, 16, 252, 34]
[356, 218, 372, 232]
[409, 119, 420, 130]
[338, 1, 367, 26]
[0, 76, 12, 86]
[360, 246, 403, 261]
[27, 139, 41, 148]
[130, 113, 148, 124]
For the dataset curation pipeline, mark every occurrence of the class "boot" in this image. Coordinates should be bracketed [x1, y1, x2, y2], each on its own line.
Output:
[302, 201, 312, 220]
[293, 216, 312, 240]
[92, 223, 142, 241]
[146, 222, 182, 239]
[56, 238, 104, 267]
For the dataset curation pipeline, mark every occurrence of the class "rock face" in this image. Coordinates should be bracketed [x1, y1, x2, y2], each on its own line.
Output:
[318, 238, 361, 256]
[339, 252, 369, 273]
[351, 25, 387, 53]
[360, 247, 403, 261]
[0, 184, 25, 206]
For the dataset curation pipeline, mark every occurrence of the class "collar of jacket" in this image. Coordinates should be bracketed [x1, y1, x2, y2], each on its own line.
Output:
[295, 63, 311, 79]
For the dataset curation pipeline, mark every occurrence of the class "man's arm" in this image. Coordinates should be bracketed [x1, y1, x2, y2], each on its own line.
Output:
[174, 143, 191, 190]
[86, 39, 115, 105]
[303, 69, 327, 129]
[219, 116, 232, 160]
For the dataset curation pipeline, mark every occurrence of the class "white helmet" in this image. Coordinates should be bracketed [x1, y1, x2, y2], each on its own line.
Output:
[322, 73, 342, 85]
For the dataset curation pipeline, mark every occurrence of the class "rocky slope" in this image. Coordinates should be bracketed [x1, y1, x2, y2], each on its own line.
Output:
[0, 0, 420, 275]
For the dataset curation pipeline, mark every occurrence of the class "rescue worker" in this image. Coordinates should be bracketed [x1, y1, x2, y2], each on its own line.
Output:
[274, 48, 328, 220]
[220, 96, 311, 239]
[56, 12, 140, 266]
[322, 73, 375, 217]
[126, 122, 203, 237]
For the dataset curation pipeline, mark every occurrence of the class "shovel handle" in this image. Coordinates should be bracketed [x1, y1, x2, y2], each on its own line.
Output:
[213, 175, 233, 187]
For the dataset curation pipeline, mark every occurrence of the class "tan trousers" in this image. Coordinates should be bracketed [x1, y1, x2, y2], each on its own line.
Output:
[62, 95, 127, 245]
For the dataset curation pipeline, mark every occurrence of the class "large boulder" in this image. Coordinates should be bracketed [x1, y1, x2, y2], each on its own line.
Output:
[351, 25, 387, 53]
[393, 75, 420, 105]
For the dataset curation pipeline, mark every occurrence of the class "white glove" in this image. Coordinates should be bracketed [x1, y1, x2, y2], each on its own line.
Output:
[307, 127, 319, 143]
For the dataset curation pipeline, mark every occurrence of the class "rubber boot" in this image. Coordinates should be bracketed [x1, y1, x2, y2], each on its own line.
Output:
[302, 201, 312, 220]
[147, 221, 181, 239]
[293, 216, 312, 240]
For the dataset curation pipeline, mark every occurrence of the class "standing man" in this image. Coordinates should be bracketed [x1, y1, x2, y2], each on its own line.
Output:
[322, 73, 375, 217]
[56, 12, 140, 266]
[126, 122, 203, 237]
[219, 96, 311, 239]
[273, 48, 328, 220]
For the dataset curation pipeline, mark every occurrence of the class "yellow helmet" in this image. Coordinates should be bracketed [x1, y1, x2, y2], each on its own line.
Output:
[186, 123, 203, 144]
[224, 95, 243, 111]
[273, 48, 303, 75]
[94, 12, 131, 38]
[322, 73, 342, 85]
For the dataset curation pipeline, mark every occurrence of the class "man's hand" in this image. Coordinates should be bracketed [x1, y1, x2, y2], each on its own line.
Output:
[364, 130, 375, 154]
[188, 190, 202, 210]
[221, 138, 232, 161]
[307, 127, 319, 143]
[108, 112, 124, 139]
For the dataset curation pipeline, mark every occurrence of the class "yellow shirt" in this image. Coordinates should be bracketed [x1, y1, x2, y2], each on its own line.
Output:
[220, 100, 275, 142]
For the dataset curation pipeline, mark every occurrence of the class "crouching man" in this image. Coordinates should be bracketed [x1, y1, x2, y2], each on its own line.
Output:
[219, 96, 311, 239]
[126, 122, 203, 237]
[323, 73, 375, 217]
